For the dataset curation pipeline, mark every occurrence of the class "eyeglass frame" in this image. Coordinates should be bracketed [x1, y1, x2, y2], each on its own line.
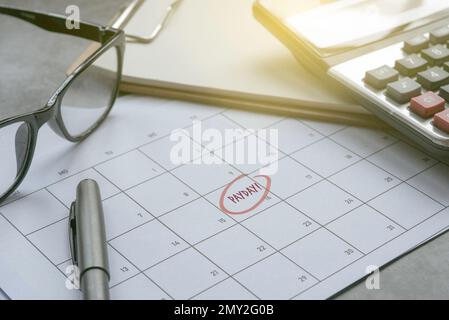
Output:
[0, 6, 125, 203]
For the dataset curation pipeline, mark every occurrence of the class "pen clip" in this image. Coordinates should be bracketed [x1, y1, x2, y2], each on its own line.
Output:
[68, 201, 78, 267]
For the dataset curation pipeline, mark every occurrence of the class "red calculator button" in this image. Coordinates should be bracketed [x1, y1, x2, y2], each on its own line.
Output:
[410, 92, 445, 118]
[434, 109, 449, 133]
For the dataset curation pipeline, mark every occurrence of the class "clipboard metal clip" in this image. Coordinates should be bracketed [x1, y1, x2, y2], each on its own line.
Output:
[125, 0, 183, 44]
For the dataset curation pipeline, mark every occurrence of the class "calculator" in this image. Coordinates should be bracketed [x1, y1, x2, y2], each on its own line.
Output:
[254, 0, 449, 156]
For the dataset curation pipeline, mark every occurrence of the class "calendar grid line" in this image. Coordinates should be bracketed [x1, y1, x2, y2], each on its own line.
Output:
[0, 107, 228, 299]
[290, 205, 449, 300]
[188, 276, 256, 300]
[110, 242, 192, 286]
[288, 232, 403, 299]
[219, 115, 407, 233]
[0, 288, 10, 300]
[286, 162, 448, 296]
[135, 157, 264, 300]
[106, 242, 175, 300]
[219, 112, 287, 131]
[318, 136, 446, 222]
[175, 122, 351, 285]
[286, 143, 410, 231]
[1, 113, 338, 241]
[230, 172, 369, 276]
[367, 159, 445, 207]
[320, 128, 444, 208]
[194, 198, 449, 301]
[44, 187, 70, 210]
[212, 118, 377, 252]
[0, 211, 68, 280]
[191, 207, 409, 300]
[212, 115, 442, 280]
[291, 123, 447, 217]
[262, 133, 411, 230]
[3, 99, 449, 300]
[93, 165, 222, 299]
[0, 108, 226, 210]
[111, 195, 449, 301]
[23, 117, 449, 290]
[218, 113, 338, 159]
[111, 198, 320, 284]
[75, 117, 449, 299]
[57, 258, 72, 268]
[189, 244, 320, 300]
[387, 130, 439, 161]
[25, 215, 68, 238]
[92, 164, 263, 300]
[200, 117, 401, 259]
[187, 230, 338, 299]
[109, 270, 175, 300]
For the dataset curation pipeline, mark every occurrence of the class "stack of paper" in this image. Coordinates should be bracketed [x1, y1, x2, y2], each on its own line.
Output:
[112, 0, 373, 124]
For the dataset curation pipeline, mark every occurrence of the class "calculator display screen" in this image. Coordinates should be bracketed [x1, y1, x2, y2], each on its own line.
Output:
[286, 0, 449, 55]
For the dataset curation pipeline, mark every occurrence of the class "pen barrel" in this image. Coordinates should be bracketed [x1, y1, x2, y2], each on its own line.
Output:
[75, 179, 110, 300]
[81, 269, 110, 300]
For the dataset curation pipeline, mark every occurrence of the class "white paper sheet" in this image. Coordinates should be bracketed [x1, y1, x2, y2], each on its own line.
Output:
[1, 95, 449, 300]
[116, 0, 365, 114]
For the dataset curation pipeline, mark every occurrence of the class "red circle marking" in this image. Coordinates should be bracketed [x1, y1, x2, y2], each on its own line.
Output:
[219, 174, 271, 215]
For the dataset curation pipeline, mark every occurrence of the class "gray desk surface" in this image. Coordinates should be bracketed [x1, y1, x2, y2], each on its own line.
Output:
[1, 0, 449, 300]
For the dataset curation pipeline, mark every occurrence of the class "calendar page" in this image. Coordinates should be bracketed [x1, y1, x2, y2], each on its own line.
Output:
[1, 95, 449, 300]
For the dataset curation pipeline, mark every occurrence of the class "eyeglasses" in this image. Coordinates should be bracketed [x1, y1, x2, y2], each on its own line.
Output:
[0, 6, 125, 203]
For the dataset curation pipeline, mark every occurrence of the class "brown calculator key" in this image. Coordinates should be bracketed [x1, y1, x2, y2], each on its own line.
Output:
[417, 67, 449, 90]
[395, 55, 428, 76]
[421, 45, 449, 66]
[410, 92, 445, 118]
[386, 77, 421, 104]
[434, 109, 449, 133]
[403, 35, 429, 53]
[364, 66, 399, 89]
[430, 26, 449, 44]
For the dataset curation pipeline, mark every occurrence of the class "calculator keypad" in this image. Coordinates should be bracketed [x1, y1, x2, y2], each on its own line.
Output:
[430, 26, 449, 44]
[417, 67, 449, 91]
[434, 109, 449, 132]
[444, 62, 449, 72]
[364, 65, 399, 89]
[395, 55, 428, 77]
[386, 78, 421, 104]
[440, 84, 449, 101]
[410, 92, 445, 118]
[403, 35, 429, 53]
[355, 25, 449, 139]
[421, 45, 449, 66]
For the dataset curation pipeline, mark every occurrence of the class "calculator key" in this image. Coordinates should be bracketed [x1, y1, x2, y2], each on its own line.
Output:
[410, 92, 445, 118]
[440, 84, 449, 102]
[395, 54, 428, 76]
[433, 109, 449, 134]
[421, 45, 449, 66]
[364, 66, 399, 89]
[403, 35, 429, 53]
[417, 67, 449, 91]
[430, 26, 449, 44]
[386, 77, 421, 104]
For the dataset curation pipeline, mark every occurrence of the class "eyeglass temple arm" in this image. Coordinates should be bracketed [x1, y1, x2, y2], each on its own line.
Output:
[0, 6, 104, 42]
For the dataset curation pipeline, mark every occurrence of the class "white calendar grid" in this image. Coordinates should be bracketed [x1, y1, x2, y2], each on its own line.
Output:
[1, 95, 449, 300]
